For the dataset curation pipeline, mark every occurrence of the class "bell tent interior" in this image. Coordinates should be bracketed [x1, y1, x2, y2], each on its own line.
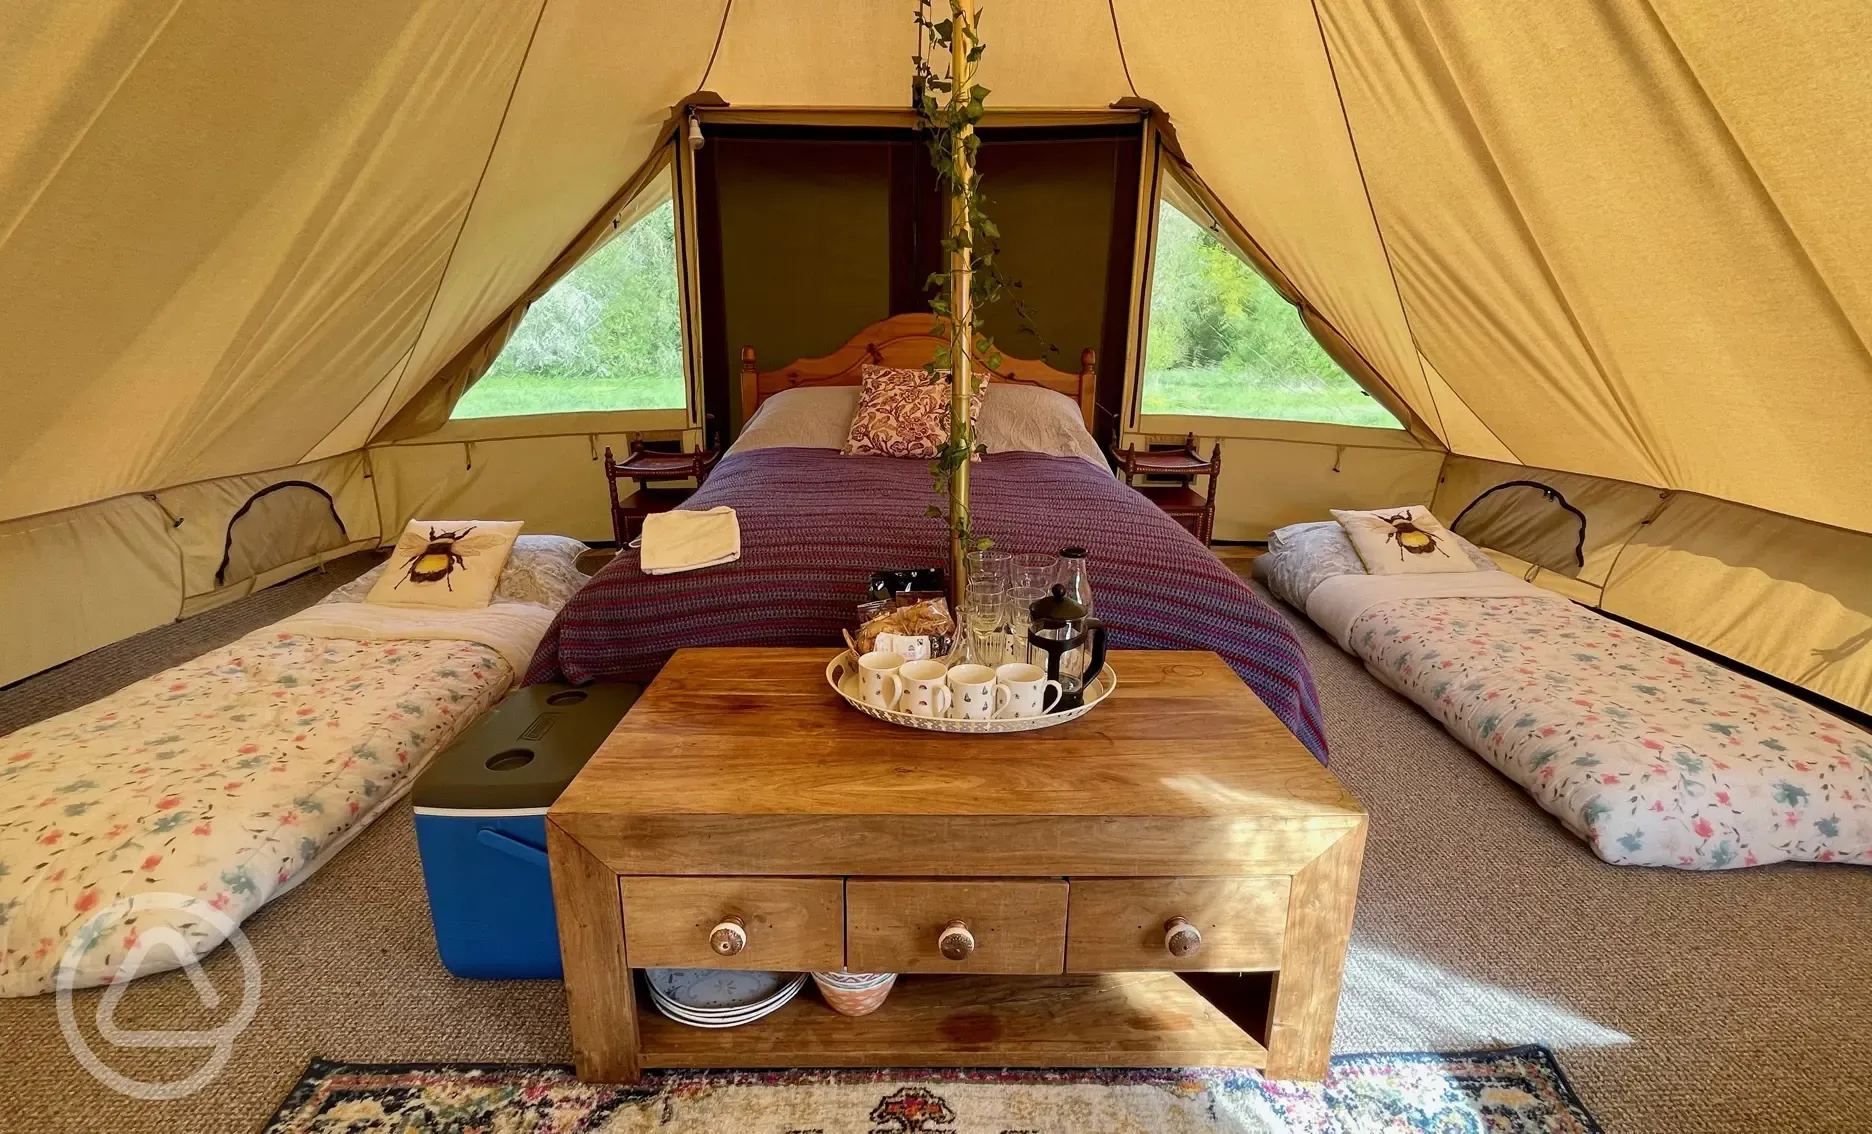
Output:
[1, 2, 1869, 1132]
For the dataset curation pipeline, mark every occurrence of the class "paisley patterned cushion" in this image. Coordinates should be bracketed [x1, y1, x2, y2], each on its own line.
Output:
[841, 365, 984, 459]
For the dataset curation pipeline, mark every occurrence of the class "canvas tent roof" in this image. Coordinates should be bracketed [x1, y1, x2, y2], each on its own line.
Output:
[2, 1, 1868, 706]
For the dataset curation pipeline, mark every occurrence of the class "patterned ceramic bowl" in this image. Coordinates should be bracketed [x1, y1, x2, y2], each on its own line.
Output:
[812, 971, 898, 1017]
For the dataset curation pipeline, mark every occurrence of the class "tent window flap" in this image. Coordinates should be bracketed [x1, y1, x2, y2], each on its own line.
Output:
[1138, 191, 1401, 430]
[451, 183, 684, 421]
[215, 481, 348, 588]
[1451, 480, 1589, 577]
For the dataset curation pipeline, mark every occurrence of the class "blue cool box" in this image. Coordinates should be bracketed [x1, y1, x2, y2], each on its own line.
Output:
[412, 682, 639, 979]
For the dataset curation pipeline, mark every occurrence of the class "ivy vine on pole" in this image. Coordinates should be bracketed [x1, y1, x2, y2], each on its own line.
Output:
[911, 1, 1010, 601]
[914, 0, 1057, 601]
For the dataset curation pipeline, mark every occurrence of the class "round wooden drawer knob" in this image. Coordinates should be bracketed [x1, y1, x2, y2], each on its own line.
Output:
[1164, 916, 1202, 958]
[709, 916, 748, 957]
[937, 920, 975, 961]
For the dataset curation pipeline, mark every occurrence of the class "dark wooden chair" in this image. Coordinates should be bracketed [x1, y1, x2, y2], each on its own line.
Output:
[603, 440, 720, 545]
[1114, 432, 1223, 545]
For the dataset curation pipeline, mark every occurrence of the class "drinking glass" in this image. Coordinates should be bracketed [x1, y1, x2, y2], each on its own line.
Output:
[1011, 553, 1058, 593]
[963, 577, 1006, 665]
[966, 549, 1013, 589]
[1006, 585, 1047, 666]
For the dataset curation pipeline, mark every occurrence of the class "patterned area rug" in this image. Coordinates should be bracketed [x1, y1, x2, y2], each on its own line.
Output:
[263, 1047, 1600, 1132]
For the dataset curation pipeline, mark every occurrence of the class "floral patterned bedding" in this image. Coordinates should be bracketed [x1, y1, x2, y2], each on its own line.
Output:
[0, 630, 511, 996]
[1350, 595, 1872, 869]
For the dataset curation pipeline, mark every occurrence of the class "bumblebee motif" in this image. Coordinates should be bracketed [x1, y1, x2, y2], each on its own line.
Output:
[393, 525, 506, 591]
[1379, 511, 1442, 559]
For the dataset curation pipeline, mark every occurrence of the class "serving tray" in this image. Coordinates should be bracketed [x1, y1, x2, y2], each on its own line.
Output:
[825, 650, 1117, 733]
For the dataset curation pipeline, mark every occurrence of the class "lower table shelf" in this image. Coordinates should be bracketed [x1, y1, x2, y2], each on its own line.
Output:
[636, 972, 1270, 1070]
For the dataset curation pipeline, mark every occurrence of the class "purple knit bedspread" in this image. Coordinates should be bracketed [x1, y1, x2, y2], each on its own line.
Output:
[524, 449, 1328, 761]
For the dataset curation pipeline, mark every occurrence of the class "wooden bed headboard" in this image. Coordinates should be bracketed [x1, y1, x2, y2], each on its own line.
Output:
[740, 313, 1097, 431]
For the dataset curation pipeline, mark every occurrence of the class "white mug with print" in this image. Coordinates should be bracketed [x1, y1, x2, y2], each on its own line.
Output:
[899, 659, 952, 719]
[857, 650, 906, 711]
[946, 663, 998, 721]
[993, 662, 1064, 719]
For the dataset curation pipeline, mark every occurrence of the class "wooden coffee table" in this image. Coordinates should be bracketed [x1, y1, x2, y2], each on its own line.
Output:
[548, 647, 1364, 1083]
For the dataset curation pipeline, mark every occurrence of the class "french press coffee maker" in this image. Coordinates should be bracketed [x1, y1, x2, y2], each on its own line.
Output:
[1026, 583, 1108, 711]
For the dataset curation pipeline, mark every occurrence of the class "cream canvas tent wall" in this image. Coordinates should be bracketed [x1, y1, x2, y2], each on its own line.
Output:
[2, 0, 1867, 718]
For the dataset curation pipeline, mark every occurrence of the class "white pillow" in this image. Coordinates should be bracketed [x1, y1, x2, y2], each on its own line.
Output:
[728, 382, 1108, 470]
[730, 386, 860, 454]
[1269, 519, 1495, 570]
[976, 383, 1107, 468]
[326, 533, 588, 610]
[365, 520, 523, 608]
[1331, 506, 1480, 575]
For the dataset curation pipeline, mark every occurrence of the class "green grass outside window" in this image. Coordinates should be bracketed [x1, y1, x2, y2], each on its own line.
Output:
[1142, 200, 1398, 429]
[452, 202, 685, 419]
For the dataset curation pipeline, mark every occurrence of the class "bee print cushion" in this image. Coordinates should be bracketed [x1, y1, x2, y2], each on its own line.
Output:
[1331, 506, 1481, 576]
[365, 519, 524, 609]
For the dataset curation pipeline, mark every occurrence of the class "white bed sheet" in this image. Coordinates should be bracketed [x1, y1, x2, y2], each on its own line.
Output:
[1305, 570, 1562, 650]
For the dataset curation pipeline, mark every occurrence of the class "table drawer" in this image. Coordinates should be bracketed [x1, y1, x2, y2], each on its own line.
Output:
[1066, 877, 1290, 972]
[846, 879, 1067, 974]
[619, 876, 844, 971]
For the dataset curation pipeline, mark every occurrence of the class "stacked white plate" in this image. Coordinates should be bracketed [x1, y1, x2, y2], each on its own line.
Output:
[644, 968, 806, 1029]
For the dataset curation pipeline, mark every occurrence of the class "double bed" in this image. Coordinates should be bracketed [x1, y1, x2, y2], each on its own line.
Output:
[1257, 523, 1872, 870]
[526, 314, 1329, 762]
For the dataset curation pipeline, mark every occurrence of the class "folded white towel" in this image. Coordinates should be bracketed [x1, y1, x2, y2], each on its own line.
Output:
[640, 506, 741, 575]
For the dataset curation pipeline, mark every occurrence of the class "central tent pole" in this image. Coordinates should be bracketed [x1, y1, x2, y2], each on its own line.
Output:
[948, 0, 975, 602]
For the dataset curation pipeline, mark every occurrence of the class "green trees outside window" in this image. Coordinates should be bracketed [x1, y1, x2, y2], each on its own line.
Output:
[452, 193, 1395, 428]
[451, 201, 685, 419]
[1141, 199, 1398, 429]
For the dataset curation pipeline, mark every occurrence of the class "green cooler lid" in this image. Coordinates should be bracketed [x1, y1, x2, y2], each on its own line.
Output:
[412, 682, 640, 811]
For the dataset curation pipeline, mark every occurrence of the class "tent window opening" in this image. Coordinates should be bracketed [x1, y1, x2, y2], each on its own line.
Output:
[1451, 480, 1589, 577]
[1140, 197, 1399, 429]
[215, 481, 348, 587]
[451, 201, 685, 419]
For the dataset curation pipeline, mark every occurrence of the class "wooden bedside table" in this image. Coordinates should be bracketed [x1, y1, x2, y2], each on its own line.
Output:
[1115, 434, 1223, 544]
[602, 443, 721, 545]
[548, 647, 1364, 1084]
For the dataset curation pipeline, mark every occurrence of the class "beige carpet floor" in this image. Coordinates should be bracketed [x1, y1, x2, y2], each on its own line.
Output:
[1, 561, 1868, 1133]
[0, 552, 381, 734]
